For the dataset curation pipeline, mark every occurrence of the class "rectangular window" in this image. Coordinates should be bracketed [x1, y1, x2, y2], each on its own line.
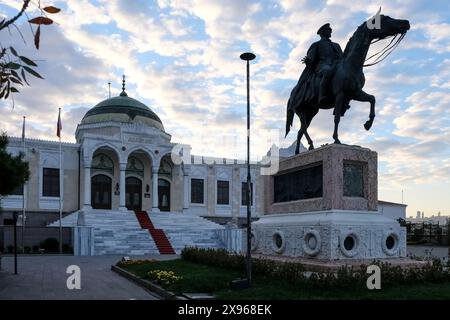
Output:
[217, 180, 229, 205]
[42, 168, 60, 197]
[273, 164, 322, 203]
[191, 178, 204, 204]
[241, 182, 253, 206]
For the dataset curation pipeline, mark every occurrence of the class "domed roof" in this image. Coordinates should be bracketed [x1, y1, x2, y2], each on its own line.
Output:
[81, 89, 164, 131]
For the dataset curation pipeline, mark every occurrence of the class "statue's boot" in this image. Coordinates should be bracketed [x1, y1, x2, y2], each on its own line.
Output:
[333, 104, 351, 116]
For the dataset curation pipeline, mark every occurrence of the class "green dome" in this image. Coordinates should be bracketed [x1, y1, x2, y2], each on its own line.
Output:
[81, 91, 164, 131]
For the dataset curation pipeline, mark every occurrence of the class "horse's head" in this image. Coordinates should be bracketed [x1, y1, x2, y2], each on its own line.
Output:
[369, 15, 410, 40]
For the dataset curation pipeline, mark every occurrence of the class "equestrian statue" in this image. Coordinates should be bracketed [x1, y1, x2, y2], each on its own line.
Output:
[285, 13, 410, 154]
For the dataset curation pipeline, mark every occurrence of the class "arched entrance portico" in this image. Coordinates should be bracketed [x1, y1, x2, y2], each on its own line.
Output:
[91, 174, 112, 209]
[126, 176, 142, 211]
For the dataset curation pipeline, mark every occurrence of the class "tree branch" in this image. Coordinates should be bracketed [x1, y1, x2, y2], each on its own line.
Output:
[0, 0, 31, 31]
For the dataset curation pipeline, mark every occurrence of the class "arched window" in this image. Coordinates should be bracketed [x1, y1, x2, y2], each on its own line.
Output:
[158, 158, 172, 176]
[91, 153, 114, 175]
[126, 156, 144, 177]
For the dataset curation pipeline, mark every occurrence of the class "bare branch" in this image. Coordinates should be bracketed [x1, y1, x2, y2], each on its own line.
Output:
[0, 0, 32, 31]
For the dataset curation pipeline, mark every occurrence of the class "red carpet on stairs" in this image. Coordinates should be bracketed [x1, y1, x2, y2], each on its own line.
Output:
[134, 210, 175, 254]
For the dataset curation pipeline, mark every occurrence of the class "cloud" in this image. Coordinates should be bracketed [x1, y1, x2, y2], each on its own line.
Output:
[0, 0, 449, 215]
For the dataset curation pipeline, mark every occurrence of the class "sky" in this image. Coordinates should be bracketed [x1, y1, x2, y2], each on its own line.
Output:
[0, 0, 449, 217]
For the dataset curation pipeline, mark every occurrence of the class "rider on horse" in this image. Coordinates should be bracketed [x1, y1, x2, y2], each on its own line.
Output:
[304, 23, 343, 108]
[286, 14, 410, 152]
[287, 23, 349, 126]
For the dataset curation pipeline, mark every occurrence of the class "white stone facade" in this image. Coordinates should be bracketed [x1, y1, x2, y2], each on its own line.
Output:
[1, 94, 262, 221]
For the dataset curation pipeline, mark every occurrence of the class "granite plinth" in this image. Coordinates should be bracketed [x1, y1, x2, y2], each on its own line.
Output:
[264, 143, 377, 214]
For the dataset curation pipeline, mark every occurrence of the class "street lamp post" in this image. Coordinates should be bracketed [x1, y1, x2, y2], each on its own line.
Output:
[240, 52, 256, 287]
[13, 211, 18, 275]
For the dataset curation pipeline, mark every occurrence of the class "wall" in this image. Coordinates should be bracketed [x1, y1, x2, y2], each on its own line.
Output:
[2, 138, 80, 213]
[0, 226, 73, 251]
[379, 203, 406, 221]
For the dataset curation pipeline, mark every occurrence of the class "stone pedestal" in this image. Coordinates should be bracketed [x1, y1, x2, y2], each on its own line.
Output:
[254, 144, 406, 260]
[263, 143, 377, 214]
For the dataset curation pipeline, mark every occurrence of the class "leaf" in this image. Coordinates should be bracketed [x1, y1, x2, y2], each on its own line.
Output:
[10, 77, 23, 85]
[10, 70, 19, 78]
[9, 47, 18, 57]
[34, 25, 41, 50]
[0, 85, 7, 99]
[19, 56, 38, 66]
[5, 62, 21, 70]
[23, 65, 44, 79]
[5, 81, 10, 99]
[43, 6, 61, 14]
[10, 87, 19, 93]
[21, 68, 30, 86]
[28, 17, 53, 25]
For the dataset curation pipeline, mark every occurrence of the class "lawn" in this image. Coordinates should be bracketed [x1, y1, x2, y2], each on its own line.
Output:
[118, 258, 450, 300]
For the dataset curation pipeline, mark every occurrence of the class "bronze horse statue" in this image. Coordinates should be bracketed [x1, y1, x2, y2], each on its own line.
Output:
[285, 15, 410, 153]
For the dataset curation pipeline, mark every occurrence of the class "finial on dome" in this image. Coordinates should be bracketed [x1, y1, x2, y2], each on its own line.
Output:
[120, 74, 128, 96]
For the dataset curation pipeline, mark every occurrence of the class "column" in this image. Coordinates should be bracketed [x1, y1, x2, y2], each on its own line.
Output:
[83, 160, 92, 210]
[119, 162, 127, 211]
[183, 165, 190, 212]
[152, 166, 160, 212]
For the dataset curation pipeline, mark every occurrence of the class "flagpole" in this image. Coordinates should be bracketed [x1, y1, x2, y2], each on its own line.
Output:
[58, 108, 62, 254]
[21, 116, 26, 254]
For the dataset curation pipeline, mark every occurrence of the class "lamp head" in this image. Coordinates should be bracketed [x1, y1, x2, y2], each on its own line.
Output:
[240, 52, 256, 61]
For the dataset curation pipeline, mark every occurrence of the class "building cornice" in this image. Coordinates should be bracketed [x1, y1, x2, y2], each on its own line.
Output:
[7, 136, 79, 148]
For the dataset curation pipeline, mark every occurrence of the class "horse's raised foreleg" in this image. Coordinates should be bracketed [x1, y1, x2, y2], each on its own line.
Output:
[332, 93, 344, 144]
[352, 89, 376, 130]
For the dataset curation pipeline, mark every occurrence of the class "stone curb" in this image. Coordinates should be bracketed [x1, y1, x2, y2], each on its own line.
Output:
[111, 265, 187, 300]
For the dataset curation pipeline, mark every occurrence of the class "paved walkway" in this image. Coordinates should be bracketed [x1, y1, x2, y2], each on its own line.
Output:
[0, 255, 176, 300]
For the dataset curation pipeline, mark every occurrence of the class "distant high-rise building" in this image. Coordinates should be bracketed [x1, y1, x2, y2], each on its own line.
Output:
[416, 211, 421, 219]
[422, 212, 425, 219]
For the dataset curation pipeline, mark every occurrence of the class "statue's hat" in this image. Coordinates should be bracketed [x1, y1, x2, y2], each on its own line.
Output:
[317, 23, 332, 35]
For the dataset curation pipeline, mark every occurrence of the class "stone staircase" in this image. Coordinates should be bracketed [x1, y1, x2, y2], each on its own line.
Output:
[48, 209, 225, 255]
[49, 209, 158, 255]
[147, 211, 226, 253]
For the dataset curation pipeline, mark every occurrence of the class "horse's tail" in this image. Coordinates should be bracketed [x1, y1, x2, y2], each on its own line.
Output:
[285, 104, 294, 138]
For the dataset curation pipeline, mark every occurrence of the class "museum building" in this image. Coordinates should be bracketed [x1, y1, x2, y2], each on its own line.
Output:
[1, 85, 264, 225]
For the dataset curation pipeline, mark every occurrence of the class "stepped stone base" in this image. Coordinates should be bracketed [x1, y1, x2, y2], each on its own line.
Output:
[252, 210, 406, 260]
[252, 254, 426, 272]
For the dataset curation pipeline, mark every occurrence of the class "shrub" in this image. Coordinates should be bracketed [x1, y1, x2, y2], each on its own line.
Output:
[24, 246, 31, 254]
[7, 245, 13, 253]
[181, 247, 306, 284]
[39, 238, 59, 253]
[117, 259, 156, 267]
[181, 247, 245, 271]
[32, 245, 39, 253]
[181, 248, 450, 291]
